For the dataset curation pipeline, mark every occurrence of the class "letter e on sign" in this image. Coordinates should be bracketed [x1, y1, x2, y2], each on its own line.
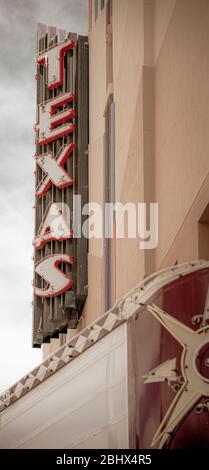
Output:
[36, 92, 75, 145]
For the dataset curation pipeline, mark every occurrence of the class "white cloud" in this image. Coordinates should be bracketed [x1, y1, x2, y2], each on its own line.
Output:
[0, 325, 39, 393]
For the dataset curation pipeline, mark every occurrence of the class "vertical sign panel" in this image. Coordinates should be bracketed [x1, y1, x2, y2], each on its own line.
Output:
[32, 25, 88, 347]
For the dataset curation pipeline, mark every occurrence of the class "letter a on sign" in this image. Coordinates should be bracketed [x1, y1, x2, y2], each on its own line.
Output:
[35, 143, 74, 198]
[37, 92, 75, 145]
[33, 203, 72, 250]
[34, 254, 73, 298]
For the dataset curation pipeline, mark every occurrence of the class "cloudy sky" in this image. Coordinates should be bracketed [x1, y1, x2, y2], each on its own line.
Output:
[0, 0, 87, 393]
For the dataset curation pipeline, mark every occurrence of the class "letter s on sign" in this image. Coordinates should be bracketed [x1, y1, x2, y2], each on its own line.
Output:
[34, 254, 73, 298]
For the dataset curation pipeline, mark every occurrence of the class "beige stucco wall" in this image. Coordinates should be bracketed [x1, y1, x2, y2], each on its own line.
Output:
[153, 0, 176, 63]
[82, 8, 107, 325]
[44, 0, 209, 356]
[113, 0, 146, 300]
[154, 0, 209, 268]
[85, 0, 209, 322]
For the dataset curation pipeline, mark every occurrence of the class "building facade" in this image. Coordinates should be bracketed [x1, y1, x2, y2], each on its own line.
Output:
[43, 0, 209, 356]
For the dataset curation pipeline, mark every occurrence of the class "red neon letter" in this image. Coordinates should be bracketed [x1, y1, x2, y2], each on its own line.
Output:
[35, 143, 74, 198]
[34, 254, 73, 298]
[36, 93, 75, 145]
[37, 38, 74, 90]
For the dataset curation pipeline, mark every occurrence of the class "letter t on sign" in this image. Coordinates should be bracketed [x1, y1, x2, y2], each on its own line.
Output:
[37, 38, 75, 89]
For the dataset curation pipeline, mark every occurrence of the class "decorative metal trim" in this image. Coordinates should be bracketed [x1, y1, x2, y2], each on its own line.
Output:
[0, 260, 208, 414]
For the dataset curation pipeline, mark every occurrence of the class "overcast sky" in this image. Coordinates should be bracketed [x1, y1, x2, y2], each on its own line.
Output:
[0, 0, 87, 393]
